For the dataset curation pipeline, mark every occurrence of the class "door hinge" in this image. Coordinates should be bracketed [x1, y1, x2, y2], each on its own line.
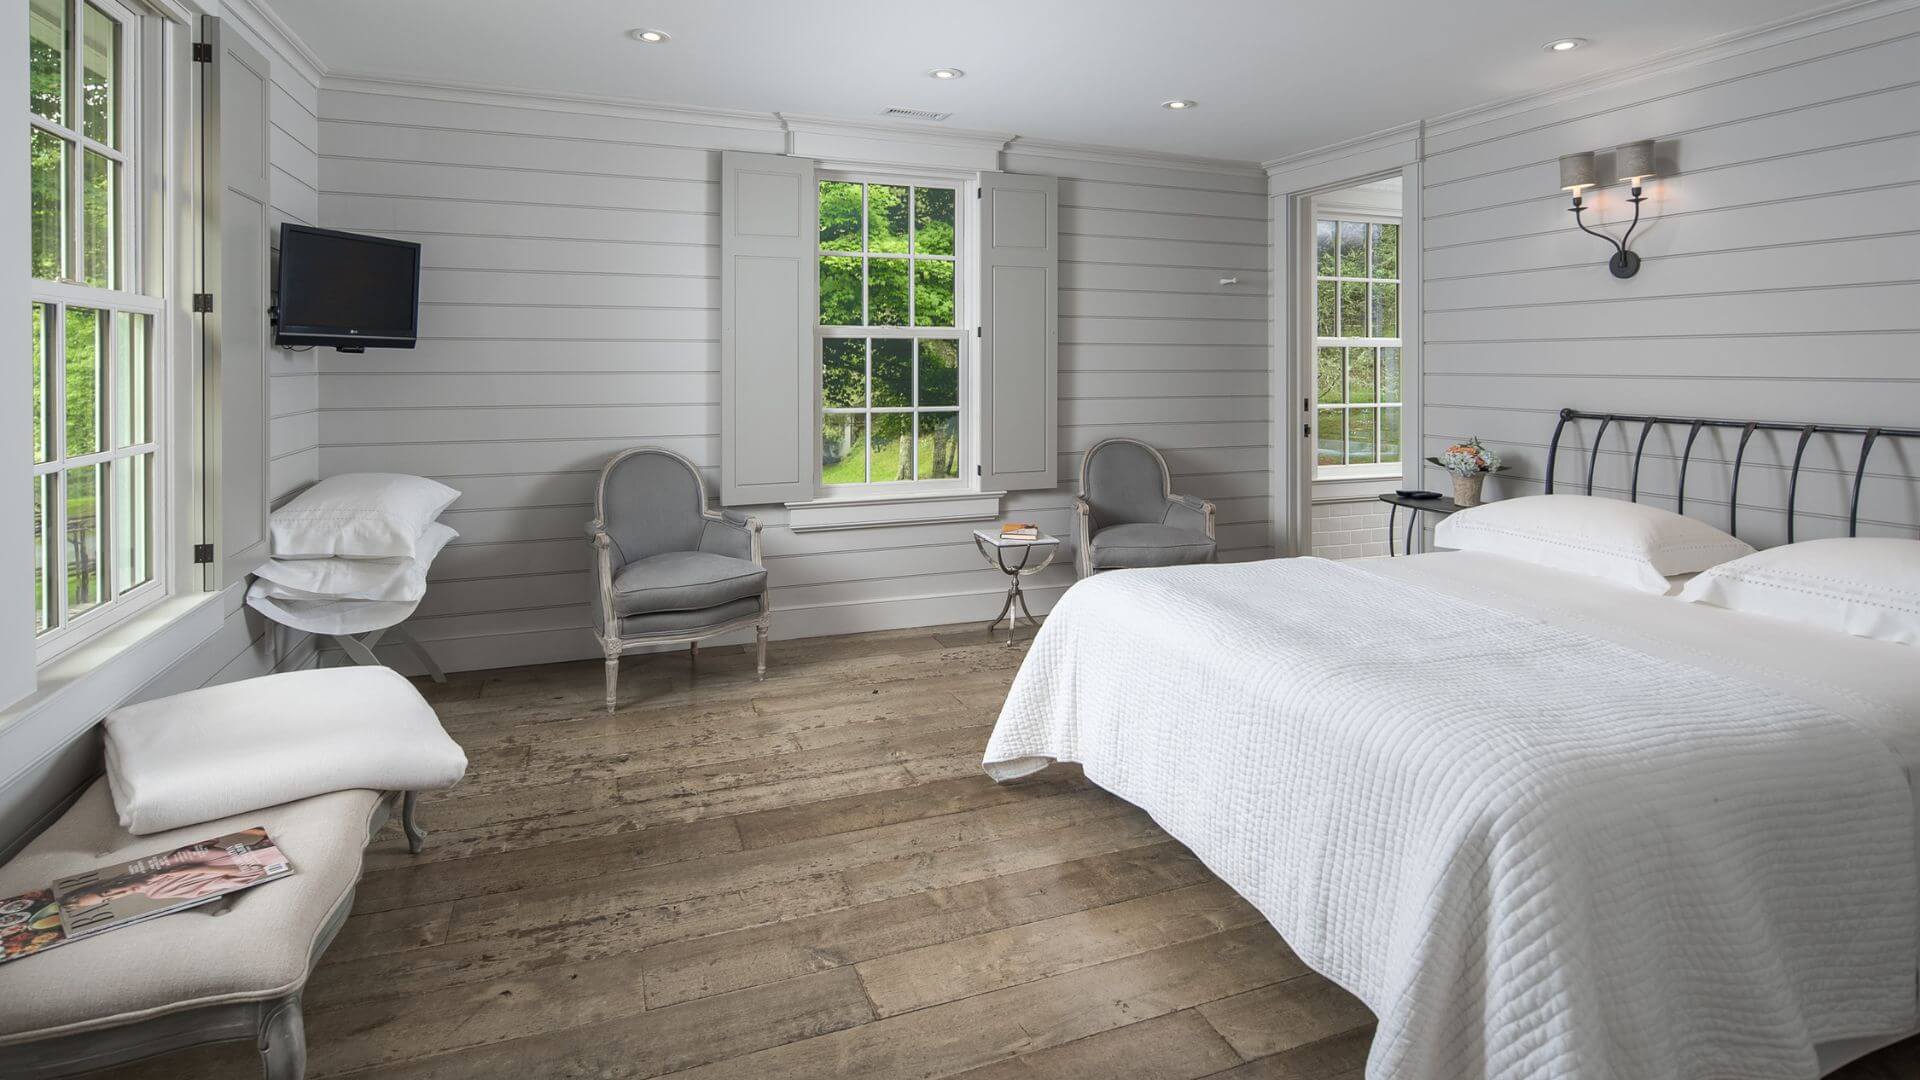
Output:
[1303, 397, 1310, 413]
[192, 293, 214, 313]
[976, 464, 982, 476]
[976, 326, 982, 338]
[193, 543, 215, 564]
[192, 42, 213, 63]
[1303, 423, 1311, 437]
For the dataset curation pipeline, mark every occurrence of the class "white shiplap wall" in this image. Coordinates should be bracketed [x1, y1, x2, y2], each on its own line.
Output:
[308, 88, 1271, 673]
[1418, 5, 1920, 547]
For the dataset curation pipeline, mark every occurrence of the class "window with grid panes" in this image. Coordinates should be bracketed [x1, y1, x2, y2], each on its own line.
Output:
[30, 0, 166, 653]
[817, 178, 963, 489]
[1313, 217, 1401, 476]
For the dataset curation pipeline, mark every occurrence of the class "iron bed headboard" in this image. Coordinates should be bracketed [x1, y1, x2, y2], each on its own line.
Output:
[1542, 408, 1920, 542]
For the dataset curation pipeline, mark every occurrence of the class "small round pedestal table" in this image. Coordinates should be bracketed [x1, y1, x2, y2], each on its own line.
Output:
[971, 528, 1060, 647]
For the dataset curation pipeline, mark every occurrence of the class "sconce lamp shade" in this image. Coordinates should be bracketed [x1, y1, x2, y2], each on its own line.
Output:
[1558, 151, 1598, 193]
[1616, 140, 1657, 183]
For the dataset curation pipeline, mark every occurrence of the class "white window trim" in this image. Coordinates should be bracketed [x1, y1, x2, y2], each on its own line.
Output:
[785, 487, 1006, 533]
[29, 0, 187, 667]
[810, 168, 976, 506]
[1313, 212, 1403, 483]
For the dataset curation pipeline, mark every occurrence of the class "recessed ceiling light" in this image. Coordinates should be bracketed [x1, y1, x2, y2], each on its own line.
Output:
[928, 68, 965, 80]
[629, 28, 670, 44]
[1162, 99, 1197, 110]
[1544, 38, 1587, 52]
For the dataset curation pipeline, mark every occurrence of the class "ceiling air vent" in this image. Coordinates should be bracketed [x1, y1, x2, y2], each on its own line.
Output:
[882, 106, 951, 122]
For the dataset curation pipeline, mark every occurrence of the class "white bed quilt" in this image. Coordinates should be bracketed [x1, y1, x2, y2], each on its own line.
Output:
[984, 558, 1917, 1080]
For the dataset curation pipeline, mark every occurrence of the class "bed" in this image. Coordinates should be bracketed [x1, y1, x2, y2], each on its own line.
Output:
[983, 410, 1920, 1080]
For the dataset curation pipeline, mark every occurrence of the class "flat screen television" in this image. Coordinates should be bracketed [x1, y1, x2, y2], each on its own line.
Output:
[273, 224, 421, 351]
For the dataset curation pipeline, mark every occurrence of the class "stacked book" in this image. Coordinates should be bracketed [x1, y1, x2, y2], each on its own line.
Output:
[999, 522, 1041, 542]
[245, 473, 459, 637]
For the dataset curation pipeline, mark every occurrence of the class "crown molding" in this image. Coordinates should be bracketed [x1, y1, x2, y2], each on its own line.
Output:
[220, 0, 327, 88]
[321, 72, 787, 133]
[309, 73, 1258, 176]
[1422, 0, 1917, 141]
[1006, 136, 1264, 177]
[1261, 122, 1421, 176]
[1257, 0, 1912, 181]
[778, 112, 1015, 151]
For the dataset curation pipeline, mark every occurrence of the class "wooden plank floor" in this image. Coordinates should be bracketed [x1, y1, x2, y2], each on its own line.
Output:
[92, 624, 1919, 1080]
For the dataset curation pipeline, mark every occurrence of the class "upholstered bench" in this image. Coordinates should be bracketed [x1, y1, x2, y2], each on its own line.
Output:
[0, 782, 419, 1079]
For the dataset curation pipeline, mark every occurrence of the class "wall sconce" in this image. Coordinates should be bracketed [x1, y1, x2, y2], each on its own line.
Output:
[1557, 140, 1657, 279]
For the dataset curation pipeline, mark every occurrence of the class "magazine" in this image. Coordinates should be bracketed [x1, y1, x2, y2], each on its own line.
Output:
[0, 889, 66, 964]
[47, 827, 296, 943]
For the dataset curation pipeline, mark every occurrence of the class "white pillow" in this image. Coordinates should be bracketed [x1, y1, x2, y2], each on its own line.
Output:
[105, 667, 468, 835]
[252, 523, 456, 601]
[1679, 538, 1920, 646]
[1434, 494, 1754, 594]
[271, 473, 458, 560]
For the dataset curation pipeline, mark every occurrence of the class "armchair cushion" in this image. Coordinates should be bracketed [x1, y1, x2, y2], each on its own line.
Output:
[611, 551, 767, 616]
[1088, 523, 1216, 570]
[622, 595, 763, 638]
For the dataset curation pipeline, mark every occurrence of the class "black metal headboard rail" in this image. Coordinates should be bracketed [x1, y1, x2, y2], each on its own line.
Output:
[1543, 408, 1920, 542]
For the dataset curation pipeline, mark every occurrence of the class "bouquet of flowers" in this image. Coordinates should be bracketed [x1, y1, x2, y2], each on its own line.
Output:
[1426, 437, 1505, 476]
[1425, 437, 1505, 507]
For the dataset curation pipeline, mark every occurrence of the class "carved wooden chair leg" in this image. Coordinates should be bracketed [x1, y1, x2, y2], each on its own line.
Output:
[602, 645, 620, 713]
[401, 791, 428, 854]
[689, 641, 699, 664]
[755, 622, 768, 680]
[256, 996, 306, 1080]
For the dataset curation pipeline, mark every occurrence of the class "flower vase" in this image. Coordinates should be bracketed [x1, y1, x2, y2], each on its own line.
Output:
[1452, 473, 1486, 507]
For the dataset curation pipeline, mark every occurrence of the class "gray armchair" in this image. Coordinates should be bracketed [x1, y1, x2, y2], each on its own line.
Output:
[588, 447, 770, 711]
[1074, 438, 1217, 577]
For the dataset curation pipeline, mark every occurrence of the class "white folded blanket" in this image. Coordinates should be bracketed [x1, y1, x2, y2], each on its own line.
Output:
[105, 667, 469, 835]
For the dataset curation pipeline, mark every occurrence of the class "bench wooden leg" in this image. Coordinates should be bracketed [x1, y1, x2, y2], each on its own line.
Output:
[257, 997, 306, 1080]
[402, 791, 428, 854]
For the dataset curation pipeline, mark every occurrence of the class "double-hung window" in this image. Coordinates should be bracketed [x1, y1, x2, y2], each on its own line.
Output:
[816, 177, 964, 490]
[29, 0, 168, 655]
[1313, 217, 1402, 477]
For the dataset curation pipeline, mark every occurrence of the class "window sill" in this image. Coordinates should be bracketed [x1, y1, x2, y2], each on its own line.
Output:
[2, 590, 225, 739]
[1312, 473, 1404, 504]
[786, 488, 1006, 533]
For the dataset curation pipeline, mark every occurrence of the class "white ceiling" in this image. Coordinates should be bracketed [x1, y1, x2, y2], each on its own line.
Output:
[263, 0, 1837, 163]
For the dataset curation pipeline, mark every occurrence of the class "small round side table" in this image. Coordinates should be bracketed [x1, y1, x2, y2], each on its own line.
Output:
[971, 529, 1060, 647]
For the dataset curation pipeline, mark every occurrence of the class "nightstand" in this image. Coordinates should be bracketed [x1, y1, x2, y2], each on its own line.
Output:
[1376, 493, 1464, 556]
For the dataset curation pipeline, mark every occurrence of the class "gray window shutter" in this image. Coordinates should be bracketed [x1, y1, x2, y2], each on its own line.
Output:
[976, 172, 1058, 493]
[720, 150, 817, 506]
[202, 16, 273, 588]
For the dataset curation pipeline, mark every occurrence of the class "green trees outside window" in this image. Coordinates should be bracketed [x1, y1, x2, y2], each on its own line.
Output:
[30, 0, 160, 646]
[1313, 217, 1401, 472]
[818, 180, 962, 486]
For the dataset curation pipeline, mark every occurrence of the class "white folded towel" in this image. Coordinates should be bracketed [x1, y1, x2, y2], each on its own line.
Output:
[105, 667, 468, 835]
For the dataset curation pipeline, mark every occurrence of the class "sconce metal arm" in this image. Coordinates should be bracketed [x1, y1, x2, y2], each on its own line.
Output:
[1568, 188, 1647, 279]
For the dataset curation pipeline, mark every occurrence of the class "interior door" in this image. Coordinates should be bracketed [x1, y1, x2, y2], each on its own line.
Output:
[199, 16, 272, 588]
